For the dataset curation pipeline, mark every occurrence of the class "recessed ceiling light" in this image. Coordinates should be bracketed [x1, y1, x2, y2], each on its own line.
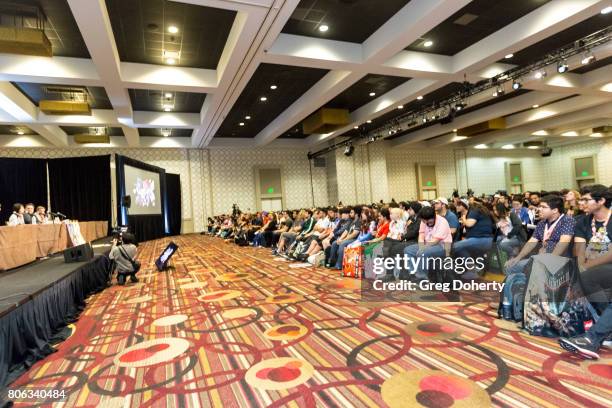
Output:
[504, 53, 514, 59]
[164, 92, 172, 98]
[474, 144, 488, 149]
[397, 105, 403, 109]
[318, 24, 329, 32]
[369, 92, 376, 96]
[452, 128, 457, 132]
[353, 125, 359, 129]
[527, 146, 540, 149]
[270, 85, 277, 90]
[168, 26, 178, 34]
[532, 104, 539, 108]
[532, 130, 548, 136]
[260, 96, 267, 101]
[245, 115, 251, 120]
[501, 144, 515, 149]
[602, 6, 612, 14]
[166, 58, 176, 65]
[17, 130, 24, 135]
[239, 122, 244, 126]
[512, 80, 522, 90]
[423, 40, 433, 47]
[590, 132, 603, 137]
[366, 120, 372, 123]
[416, 95, 423, 100]
[534, 70, 546, 79]
[561, 131, 579, 137]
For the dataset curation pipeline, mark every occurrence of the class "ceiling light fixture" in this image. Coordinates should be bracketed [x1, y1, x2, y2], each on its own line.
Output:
[397, 105, 403, 109]
[366, 120, 372, 123]
[239, 122, 244, 126]
[318, 24, 329, 32]
[168, 26, 178, 34]
[557, 60, 568, 73]
[163, 104, 172, 111]
[501, 144, 515, 149]
[512, 80, 522, 90]
[504, 53, 514, 59]
[270, 85, 277, 90]
[354, 125, 359, 129]
[161, 128, 171, 137]
[534, 70, 547, 79]
[452, 128, 458, 132]
[369, 92, 376, 96]
[423, 40, 433, 47]
[164, 92, 172, 98]
[416, 95, 423, 100]
[561, 131, 579, 137]
[532, 104, 539, 108]
[527, 145, 540, 149]
[166, 58, 176, 65]
[245, 115, 251, 120]
[590, 132, 603, 137]
[581, 52, 595, 65]
[601, 6, 612, 14]
[493, 86, 504, 97]
[474, 144, 488, 149]
[17, 130, 24, 135]
[260, 96, 267, 101]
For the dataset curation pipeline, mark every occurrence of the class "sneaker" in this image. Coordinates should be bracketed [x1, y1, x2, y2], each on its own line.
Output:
[559, 335, 600, 359]
[603, 335, 612, 348]
[117, 274, 126, 285]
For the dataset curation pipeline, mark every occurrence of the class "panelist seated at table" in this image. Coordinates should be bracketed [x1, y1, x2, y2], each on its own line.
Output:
[34, 206, 49, 224]
[7, 203, 25, 226]
[23, 203, 38, 224]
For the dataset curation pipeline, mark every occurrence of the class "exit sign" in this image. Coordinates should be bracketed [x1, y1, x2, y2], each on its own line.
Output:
[513, 176, 520, 182]
[581, 170, 589, 177]
[426, 181, 432, 186]
[267, 187, 275, 194]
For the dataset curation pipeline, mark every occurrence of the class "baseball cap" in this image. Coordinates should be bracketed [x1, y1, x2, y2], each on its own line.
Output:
[434, 197, 448, 206]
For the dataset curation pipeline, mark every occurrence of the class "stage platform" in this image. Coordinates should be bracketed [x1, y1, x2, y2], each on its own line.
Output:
[0, 237, 112, 390]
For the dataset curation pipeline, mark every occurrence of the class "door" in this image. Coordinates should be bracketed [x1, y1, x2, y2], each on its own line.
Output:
[255, 167, 284, 211]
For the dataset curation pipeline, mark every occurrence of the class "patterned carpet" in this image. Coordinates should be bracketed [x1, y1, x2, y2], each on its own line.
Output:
[11, 235, 612, 407]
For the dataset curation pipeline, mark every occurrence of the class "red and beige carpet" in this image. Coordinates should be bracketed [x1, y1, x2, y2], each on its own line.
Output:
[11, 235, 612, 407]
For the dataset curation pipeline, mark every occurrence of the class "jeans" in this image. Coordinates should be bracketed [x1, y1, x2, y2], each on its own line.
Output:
[498, 236, 521, 257]
[453, 237, 493, 273]
[403, 243, 446, 280]
[505, 258, 530, 276]
[334, 239, 356, 269]
[580, 264, 612, 345]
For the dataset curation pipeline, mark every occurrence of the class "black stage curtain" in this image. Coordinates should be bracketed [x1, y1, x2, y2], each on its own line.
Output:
[166, 173, 181, 236]
[0, 158, 48, 224]
[128, 215, 164, 243]
[48, 156, 111, 229]
[0, 255, 111, 389]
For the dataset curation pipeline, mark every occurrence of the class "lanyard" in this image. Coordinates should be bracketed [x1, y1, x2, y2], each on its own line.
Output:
[543, 215, 564, 242]
[591, 210, 611, 236]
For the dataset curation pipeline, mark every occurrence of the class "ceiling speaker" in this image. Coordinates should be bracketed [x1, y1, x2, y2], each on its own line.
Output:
[0, 27, 51, 57]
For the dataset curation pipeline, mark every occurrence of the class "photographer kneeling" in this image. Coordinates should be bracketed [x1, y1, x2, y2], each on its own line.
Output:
[109, 233, 140, 285]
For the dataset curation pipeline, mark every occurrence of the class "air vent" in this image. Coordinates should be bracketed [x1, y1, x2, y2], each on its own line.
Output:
[453, 13, 478, 26]
[43, 86, 89, 102]
[40, 100, 91, 115]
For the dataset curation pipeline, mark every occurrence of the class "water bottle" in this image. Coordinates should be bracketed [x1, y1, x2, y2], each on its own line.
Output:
[502, 296, 512, 320]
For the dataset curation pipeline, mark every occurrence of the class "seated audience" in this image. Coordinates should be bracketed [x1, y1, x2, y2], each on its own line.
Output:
[454, 201, 495, 278]
[494, 202, 527, 258]
[335, 208, 375, 270]
[433, 197, 459, 236]
[326, 207, 361, 267]
[8, 203, 25, 226]
[505, 195, 575, 276]
[403, 206, 453, 281]
[559, 185, 612, 359]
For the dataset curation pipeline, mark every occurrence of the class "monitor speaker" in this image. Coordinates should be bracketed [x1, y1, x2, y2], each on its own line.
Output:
[64, 243, 94, 263]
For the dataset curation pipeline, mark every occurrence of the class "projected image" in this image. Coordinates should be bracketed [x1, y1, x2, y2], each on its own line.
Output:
[124, 165, 162, 215]
[133, 178, 156, 208]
